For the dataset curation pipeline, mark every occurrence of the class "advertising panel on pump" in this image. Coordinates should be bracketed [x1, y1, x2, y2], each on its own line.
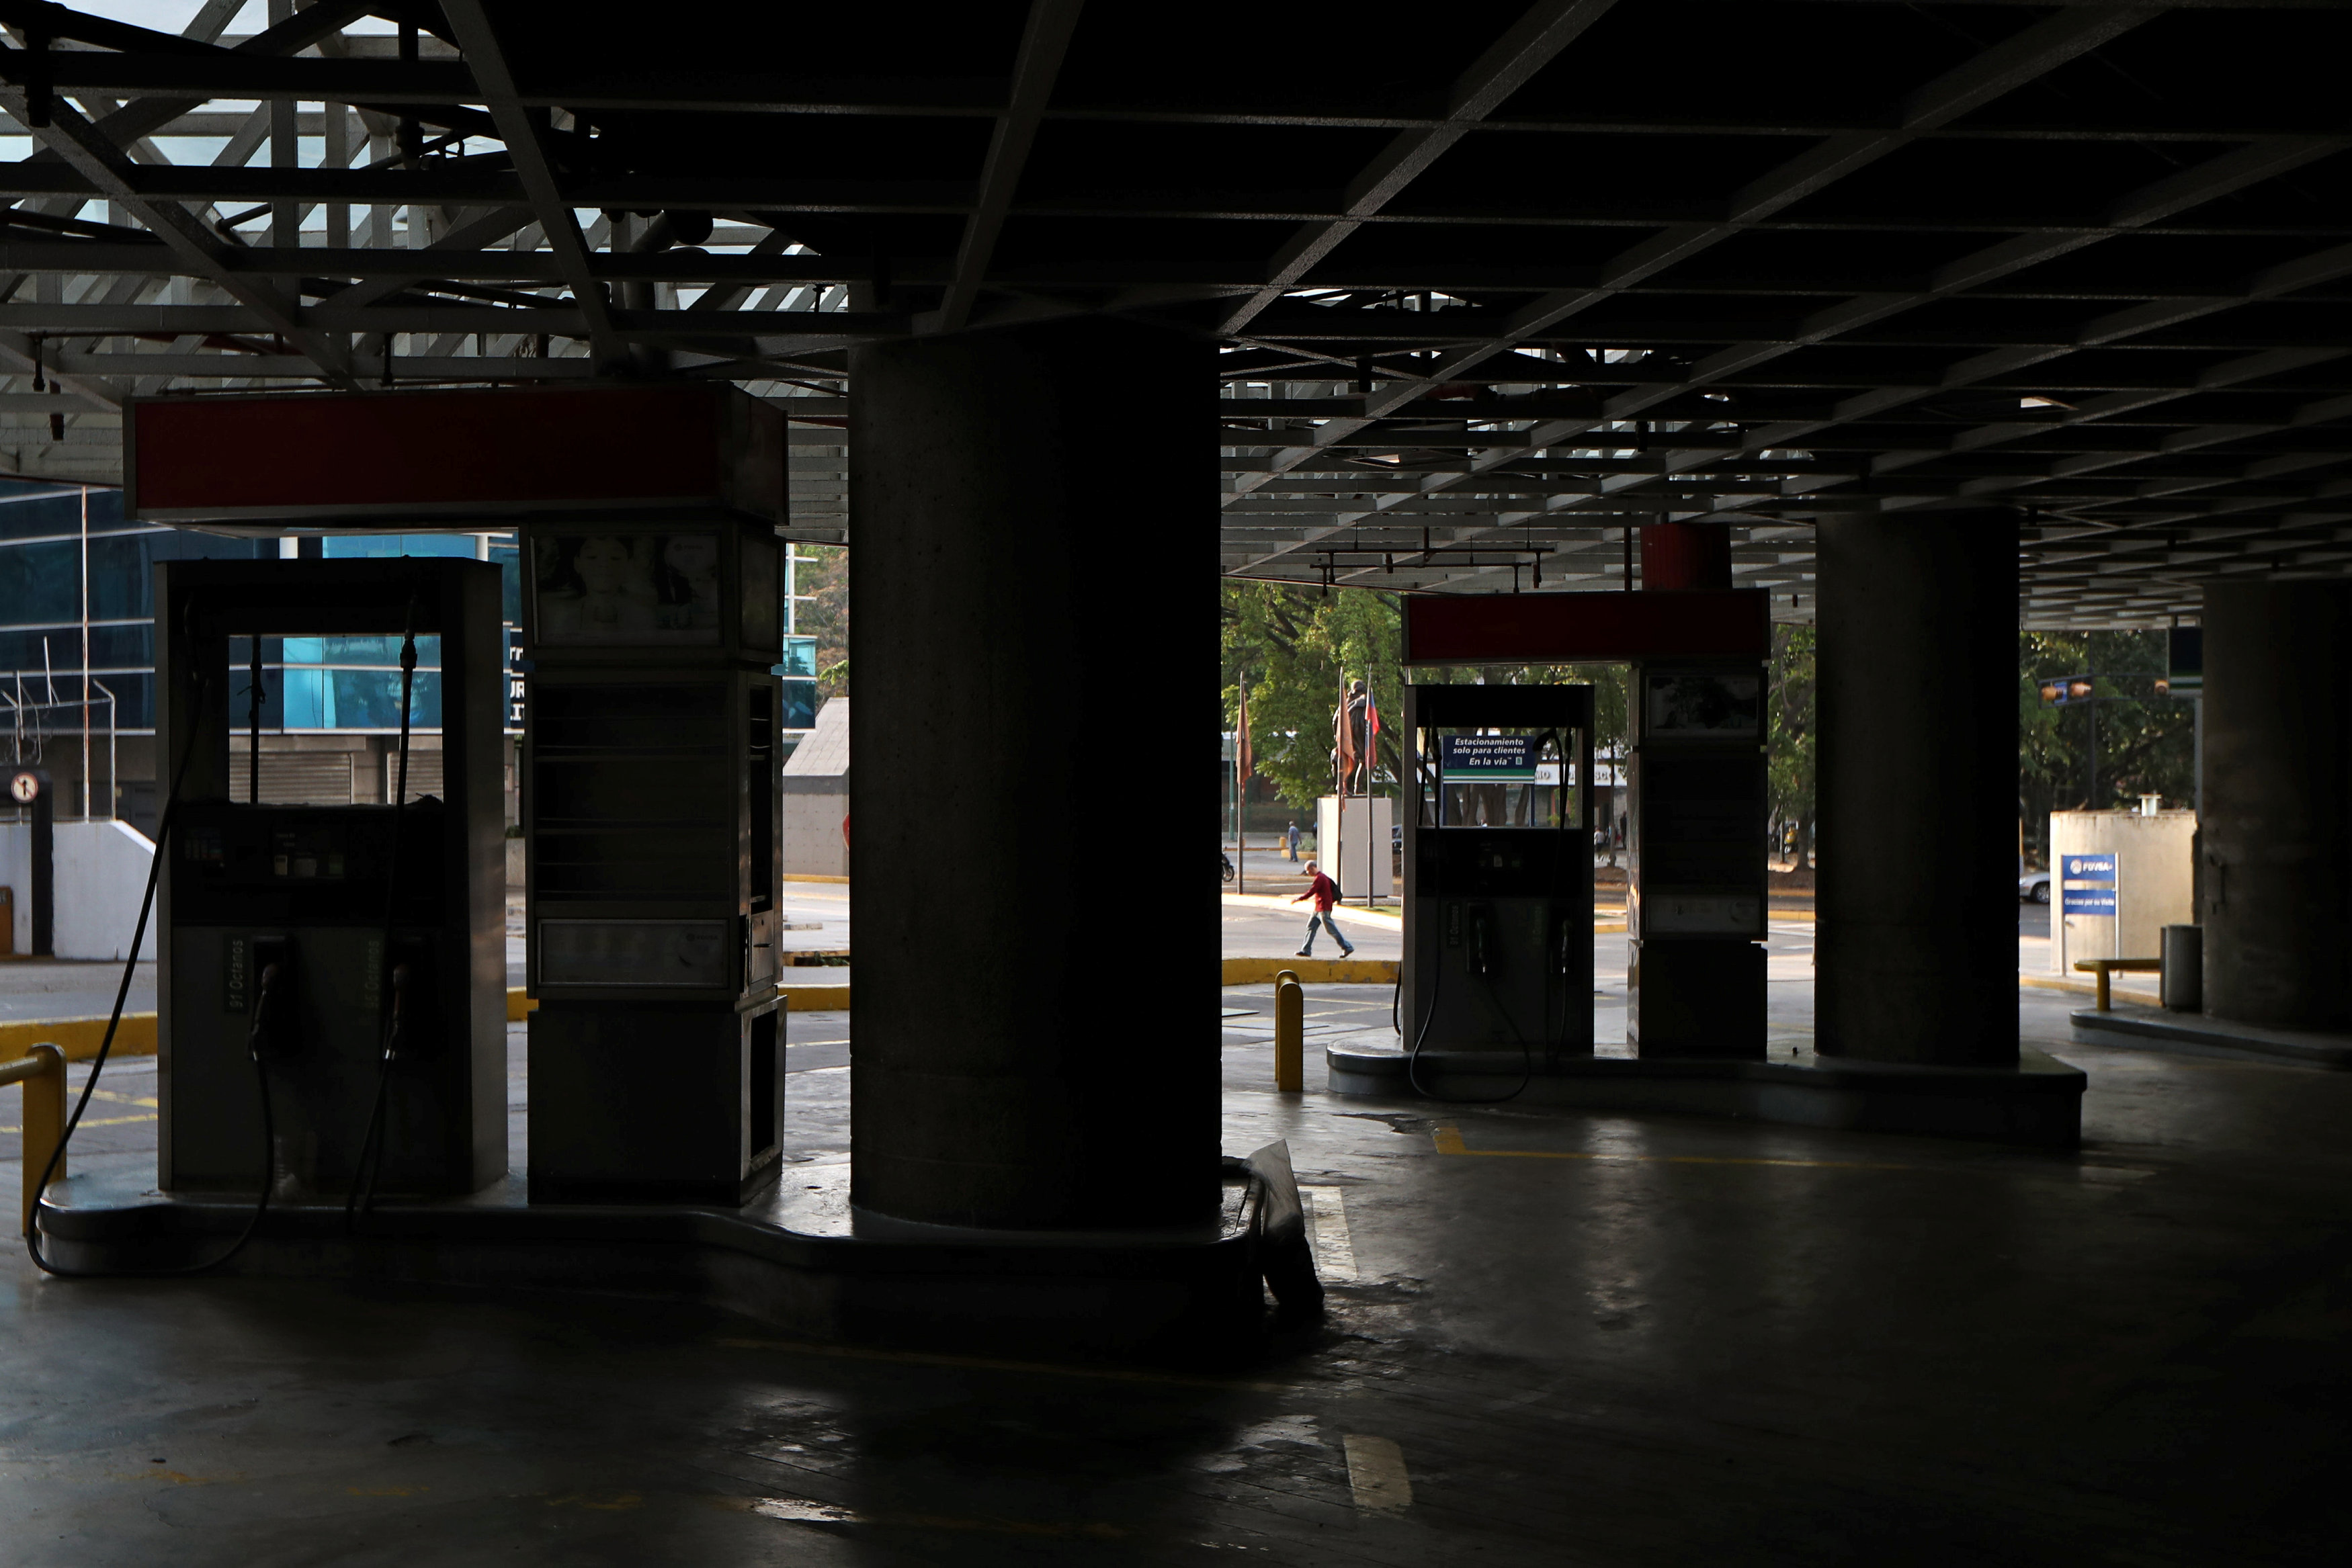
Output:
[532, 531, 722, 645]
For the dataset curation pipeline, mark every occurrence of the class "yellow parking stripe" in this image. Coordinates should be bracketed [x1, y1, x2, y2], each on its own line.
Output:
[2, 1113, 156, 1133]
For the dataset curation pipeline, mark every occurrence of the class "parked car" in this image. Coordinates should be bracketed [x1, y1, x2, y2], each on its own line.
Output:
[2019, 871, 2050, 904]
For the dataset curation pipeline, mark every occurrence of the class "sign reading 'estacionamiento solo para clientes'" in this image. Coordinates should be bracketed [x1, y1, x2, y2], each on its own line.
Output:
[1438, 735, 1562, 785]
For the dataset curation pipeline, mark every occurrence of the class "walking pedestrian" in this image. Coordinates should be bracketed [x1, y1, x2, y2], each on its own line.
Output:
[1285, 820, 1302, 862]
[1290, 859, 1355, 957]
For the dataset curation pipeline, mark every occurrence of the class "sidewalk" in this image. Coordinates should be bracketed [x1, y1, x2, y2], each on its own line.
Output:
[0, 959, 154, 1023]
[2017, 908, 2159, 1006]
[1222, 895, 1400, 964]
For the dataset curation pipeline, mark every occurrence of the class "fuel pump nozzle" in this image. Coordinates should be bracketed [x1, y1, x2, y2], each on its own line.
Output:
[247, 961, 283, 1061]
[246, 943, 296, 1062]
[384, 962, 412, 1063]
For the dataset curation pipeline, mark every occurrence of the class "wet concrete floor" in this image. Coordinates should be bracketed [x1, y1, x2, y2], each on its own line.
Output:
[3, 951, 2348, 1563]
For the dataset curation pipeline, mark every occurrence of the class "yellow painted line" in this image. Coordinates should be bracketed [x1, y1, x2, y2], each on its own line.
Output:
[2019, 973, 2156, 1002]
[782, 873, 849, 884]
[1433, 1123, 1921, 1172]
[714, 1336, 1288, 1392]
[507, 985, 850, 1017]
[2, 1113, 154, 1133]
[124, 1470, 230, 1487]
[544, 1491, 643, 1512]
[0, 1014, 157, 1061]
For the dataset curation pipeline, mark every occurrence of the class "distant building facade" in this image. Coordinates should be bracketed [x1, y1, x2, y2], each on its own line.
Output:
[1, 480, 821, 836]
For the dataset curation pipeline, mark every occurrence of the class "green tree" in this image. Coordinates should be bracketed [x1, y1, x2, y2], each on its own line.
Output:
[2017, 629, 2194, 863]
[1767, 623, 1816, 869]
[1222, 582, 1403, 810]
[792, 544, 849, 696]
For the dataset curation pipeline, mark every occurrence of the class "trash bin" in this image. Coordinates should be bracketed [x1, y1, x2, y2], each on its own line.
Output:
[2161, 924, 2203, 1012]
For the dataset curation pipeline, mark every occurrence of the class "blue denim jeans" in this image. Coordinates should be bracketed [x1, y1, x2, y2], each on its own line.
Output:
[1302, 910, 1354, 956]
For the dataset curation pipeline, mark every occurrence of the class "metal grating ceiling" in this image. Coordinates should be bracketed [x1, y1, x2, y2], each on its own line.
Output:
[1, 0, 2348, 627]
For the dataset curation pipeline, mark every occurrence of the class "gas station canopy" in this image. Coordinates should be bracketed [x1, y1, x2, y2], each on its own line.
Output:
[1, 1, 2349, 623]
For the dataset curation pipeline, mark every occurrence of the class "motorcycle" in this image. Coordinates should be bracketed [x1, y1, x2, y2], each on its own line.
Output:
[1220, 851, 1236, 883]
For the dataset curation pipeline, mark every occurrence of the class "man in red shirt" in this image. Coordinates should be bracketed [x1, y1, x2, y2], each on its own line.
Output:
[1289, 859, 1356, 958]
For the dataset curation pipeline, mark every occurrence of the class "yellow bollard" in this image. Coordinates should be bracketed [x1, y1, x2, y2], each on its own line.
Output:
[5, 1042, 66, 1233]
[1274, 976, 1304, 1093]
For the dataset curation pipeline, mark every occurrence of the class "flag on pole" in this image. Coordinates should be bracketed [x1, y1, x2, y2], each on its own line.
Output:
[1237, 680, 1251, 794]
[1236, 677, 1251, 894]
[1363, 683, 1380, 786]
[1335, 674, 1357, 806]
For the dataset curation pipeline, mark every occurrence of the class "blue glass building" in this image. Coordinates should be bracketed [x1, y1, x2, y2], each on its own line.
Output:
[1, 480, 821, 830]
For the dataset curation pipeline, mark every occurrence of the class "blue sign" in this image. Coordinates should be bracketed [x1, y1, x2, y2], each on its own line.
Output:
[2062, 854, 2116, 885]
[2062, 887, 2118, 915]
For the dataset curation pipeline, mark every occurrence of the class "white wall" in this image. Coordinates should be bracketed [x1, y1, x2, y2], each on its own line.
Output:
[782, 789, 850, 878]
[0, 819, 158, 961]
[780, 696, 850, 878]
[2049, 809, 2195, 973]
[1314, 795, 1393, 898]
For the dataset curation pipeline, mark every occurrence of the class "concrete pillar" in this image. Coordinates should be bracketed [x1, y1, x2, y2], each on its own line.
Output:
[847, 318, 1215, 1231]
[1816, 511, 2017, 1065]
[2199, 582, 2352, 1030]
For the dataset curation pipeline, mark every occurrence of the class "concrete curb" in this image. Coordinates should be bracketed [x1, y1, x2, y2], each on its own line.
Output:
[0, 1014, 157, 1061]
[2070, 1005, 2352, 1069]
[1222, 957, 1399, 986]
[2019, 972, 2158, 1005]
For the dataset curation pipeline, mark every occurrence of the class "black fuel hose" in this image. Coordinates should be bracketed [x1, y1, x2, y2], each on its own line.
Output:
[346, 597, 421, 1231]
[25, 669, 286, 1278]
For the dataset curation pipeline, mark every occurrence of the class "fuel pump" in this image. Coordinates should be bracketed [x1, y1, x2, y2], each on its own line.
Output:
[154, 559, 507, 1201]
[519, 517, 786, 1205]
[1399, 684, 1596, 1088]
[1626, 660, 1768, 1057]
